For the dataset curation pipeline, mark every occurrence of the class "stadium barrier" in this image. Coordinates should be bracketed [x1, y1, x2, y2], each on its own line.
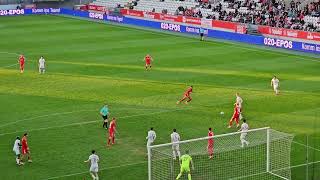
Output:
[0, 8, 319, 54]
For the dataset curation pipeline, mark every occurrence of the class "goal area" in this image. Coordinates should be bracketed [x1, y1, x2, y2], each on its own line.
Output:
[147, 127, 293, 180]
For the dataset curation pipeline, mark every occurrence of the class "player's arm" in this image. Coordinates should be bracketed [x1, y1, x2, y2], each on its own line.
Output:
[190, 159, 195, 170]
[84, 158, 90, 163]
[270, 80, 273, 87]
[153, 132, 156, 141]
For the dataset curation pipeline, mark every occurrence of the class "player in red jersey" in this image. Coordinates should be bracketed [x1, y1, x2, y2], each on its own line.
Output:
[176, 86, 193, 105]
[207, 127, 214, 159]
[18, 55, 25, 73]
[228, 103, 240, 128]
[21, 133, 32, 163]
[107, 118, 116, 146]
[144, 54, 153, 70]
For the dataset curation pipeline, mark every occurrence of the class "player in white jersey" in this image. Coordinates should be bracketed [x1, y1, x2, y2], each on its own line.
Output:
[38, 56, 46, 74]
[238, 119, 249, 148]
[271, 76, 280, 95]
[171, 129, 181, 160]
[84, 150, 99, 180]
[236, 93, 243, 120]
[146, 127, 156, 148]
[12, 136, 23, 165]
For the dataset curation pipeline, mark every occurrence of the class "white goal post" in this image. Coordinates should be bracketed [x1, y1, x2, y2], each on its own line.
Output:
[147, 127, 294, 180]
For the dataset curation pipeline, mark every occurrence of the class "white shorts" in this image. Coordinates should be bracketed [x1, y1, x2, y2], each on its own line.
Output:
[90, 165, 98, 173]
[273, 85, 278, 91]
[13, 149, 20, 156]
[147, 141, 153, 147]
[240, 133, 247, 140]
[172, 144, 180, 151]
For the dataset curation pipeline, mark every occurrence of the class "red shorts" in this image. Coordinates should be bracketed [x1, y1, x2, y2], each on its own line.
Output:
[22, 147, 29, 154]
[145, 62, 151, 66]
[109, 130, 115, 138]
[232, 113, 239, 120]
[20, 63, 24, 68]
[183, 94, 190, 98]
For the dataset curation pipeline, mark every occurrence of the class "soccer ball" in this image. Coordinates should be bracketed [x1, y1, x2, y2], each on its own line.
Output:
[220, 111, 224, 115]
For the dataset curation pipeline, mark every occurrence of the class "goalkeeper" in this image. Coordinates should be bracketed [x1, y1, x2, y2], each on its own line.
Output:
[176, 150, 194, 180]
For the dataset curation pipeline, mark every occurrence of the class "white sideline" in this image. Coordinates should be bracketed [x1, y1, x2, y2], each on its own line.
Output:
[0, 108, 185, 136]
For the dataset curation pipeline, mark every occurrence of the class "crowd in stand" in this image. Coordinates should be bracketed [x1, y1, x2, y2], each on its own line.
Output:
[173, 0, 320, 32]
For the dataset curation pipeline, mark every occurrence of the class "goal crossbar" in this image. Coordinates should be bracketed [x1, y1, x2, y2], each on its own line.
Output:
[149, 127, 270, 148]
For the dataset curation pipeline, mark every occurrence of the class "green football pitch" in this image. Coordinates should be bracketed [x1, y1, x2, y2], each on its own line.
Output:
[0, 15, 319, 180]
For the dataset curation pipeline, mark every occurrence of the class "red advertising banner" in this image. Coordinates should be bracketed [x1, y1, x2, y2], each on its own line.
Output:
[182, 16, 201, 25]
[87, 5, 106, 12]
[212, 20, 236, 31]
[258, 26, 320, 41]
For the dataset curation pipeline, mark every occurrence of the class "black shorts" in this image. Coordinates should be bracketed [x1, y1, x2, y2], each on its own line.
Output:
[102, 115, 108, 120]
[200, 33, 204, 37]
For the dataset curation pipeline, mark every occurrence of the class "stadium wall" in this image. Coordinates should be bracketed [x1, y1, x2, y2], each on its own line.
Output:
[1, 8, 319, 54]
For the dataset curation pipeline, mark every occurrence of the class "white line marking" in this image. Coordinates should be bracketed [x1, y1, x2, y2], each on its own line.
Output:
[290, 160, 320, 168]
[44, 160, 320, 180]
[292, 140, 320, 152]
[0, 51, 20, 56]
[269, 171, 288, 180]
[43, 161, 147, 180]
[0, 107, 162, 128]
[0, 108, 185, 136]
[0, 51, 20, 68]
[0, 110, 97, 128]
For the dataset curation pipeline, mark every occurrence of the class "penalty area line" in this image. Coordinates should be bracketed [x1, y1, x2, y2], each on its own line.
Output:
[43, 161, 147, 180]
[292, 140, 320, 152]
[0, 108, 186, 136]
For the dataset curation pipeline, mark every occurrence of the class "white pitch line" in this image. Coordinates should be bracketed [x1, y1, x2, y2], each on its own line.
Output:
[0, 108, 185, 136]
[0, 63, 18, 68]
[43, 161, 147, 180]
[44, 160, 320, 180]
[0, 109, 97, 128]
[0, 51, 20, 68]
[0, 107, 181, 129]
[292, 140, 320, 152]
[290, 160, 320, 169]
[0, 51, 20, 56]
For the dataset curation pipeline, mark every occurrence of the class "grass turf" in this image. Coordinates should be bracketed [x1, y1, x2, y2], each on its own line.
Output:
[0, 15, 319, 180]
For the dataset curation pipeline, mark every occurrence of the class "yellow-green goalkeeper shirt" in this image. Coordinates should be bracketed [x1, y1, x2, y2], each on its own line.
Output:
[180, 154, 192, 167]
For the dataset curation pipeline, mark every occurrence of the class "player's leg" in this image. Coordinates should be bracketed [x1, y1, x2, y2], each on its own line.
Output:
[20, 64, 24, 73]
[172, 145, 177, 160]
[228, 117, 234, 128]
[112, 133, 115, 144]
[208, 144, 213, 159]
[188, 172, 192, 180]
[93, 167, 99, 180]
[176, 145, 181, 159]
[177, 96, 187, 104]
[235, 117, 240, 128]
[107, 135, 111, 146]
[27, 152, 32, 162]
[89, 172, 96, 180]
[185, 96, 192, 104]
[176, 167, 184, 179]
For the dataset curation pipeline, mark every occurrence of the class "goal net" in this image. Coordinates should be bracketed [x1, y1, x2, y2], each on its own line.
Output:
[147, 127, 293, 180]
